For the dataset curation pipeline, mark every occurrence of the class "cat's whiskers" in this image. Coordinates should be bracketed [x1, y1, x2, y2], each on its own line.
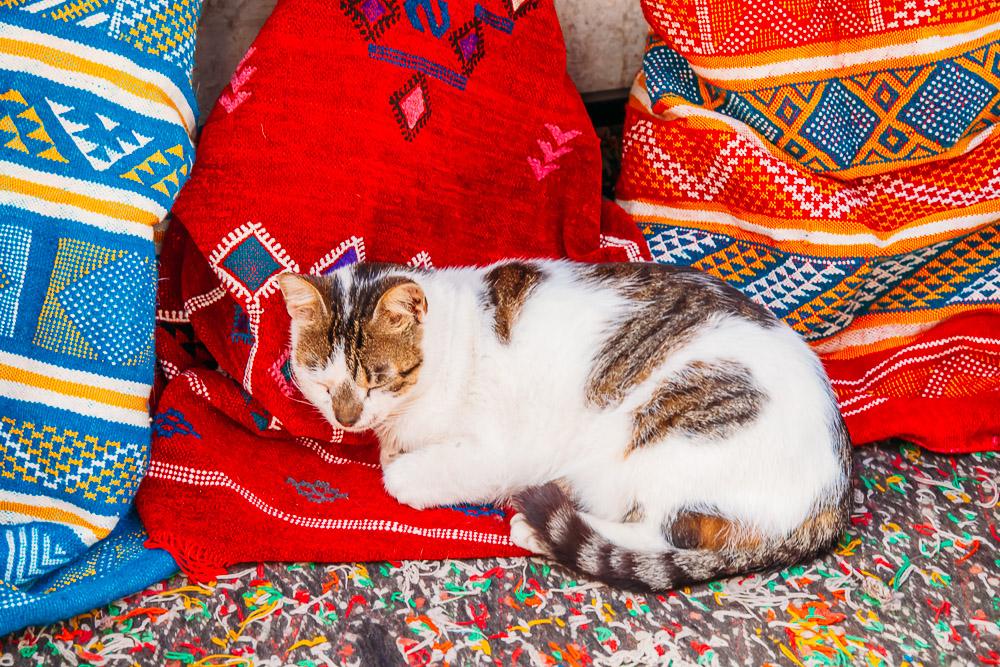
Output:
[287, 373, 327, 415]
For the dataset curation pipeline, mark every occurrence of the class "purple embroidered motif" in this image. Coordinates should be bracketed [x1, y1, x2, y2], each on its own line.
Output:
[341, 0, 400, 42]
[320, 246, 360, 274]
[459, 32, 478, 60]
[360, 0, 386, 22]
[448, 18, 485, 76]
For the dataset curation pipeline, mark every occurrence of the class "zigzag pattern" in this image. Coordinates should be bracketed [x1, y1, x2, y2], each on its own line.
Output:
[641, 36, 1000, 176]
[0, 89, 68, 164]
[1, 525, 74, 585]
[46, 98, 152, 171]
[0, 416, 147, 504]
[643, 222, 1000, 342]
[120, 143, 189, 196]
[622, 117, 1000, 230]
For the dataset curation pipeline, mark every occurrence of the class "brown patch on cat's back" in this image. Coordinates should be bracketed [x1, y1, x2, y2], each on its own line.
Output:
[627, 360, 765, 455]
[484, 262, 543, 344]
[583, 263, 776, 409]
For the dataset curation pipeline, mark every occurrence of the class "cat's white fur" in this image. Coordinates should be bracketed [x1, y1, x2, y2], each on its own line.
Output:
[289, 261, 847, 557]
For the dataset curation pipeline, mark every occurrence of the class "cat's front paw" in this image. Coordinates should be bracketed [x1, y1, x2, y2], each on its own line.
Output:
[382, 455, 436, 510]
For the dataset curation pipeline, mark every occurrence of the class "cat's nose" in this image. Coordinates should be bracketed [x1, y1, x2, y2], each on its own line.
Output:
[333, 405, 361, 427]
[331, 384, 363, 427]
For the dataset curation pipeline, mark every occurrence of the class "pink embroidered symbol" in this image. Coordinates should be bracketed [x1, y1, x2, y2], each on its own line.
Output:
[537, 139, 571, 163]
[545, 123, 582, 146]
[528, 123, 582, 181]
[399, 86, 427, 129]
[268, 347, 297, 398]
[219, 47, 257, 114]
[528, 156, 559, 180]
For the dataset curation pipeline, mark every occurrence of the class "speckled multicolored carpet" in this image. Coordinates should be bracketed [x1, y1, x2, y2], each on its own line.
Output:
[3, 441, 996, 666]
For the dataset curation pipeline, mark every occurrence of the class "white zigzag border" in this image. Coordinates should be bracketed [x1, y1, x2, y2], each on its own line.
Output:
[309, 236, 366, 275]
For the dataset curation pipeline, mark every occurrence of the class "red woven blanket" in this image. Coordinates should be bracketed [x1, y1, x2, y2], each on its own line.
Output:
[137, 0, 650, 578]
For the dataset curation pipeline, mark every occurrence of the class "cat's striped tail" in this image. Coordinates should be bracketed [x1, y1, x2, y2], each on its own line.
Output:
[510, 482, 847, 593]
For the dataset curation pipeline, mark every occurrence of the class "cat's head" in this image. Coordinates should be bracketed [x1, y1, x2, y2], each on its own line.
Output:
[277, 266, 427, 432]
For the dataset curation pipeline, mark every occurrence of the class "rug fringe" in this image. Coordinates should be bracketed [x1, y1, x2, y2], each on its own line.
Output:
[145, 533, 229, 583]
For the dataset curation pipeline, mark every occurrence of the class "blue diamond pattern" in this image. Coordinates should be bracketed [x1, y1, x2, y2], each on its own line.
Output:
[785, 139, 808, 159]
[899, 61, 998, 147]
[0, 224, 31, 338]
[643, 46, 703, 105]
[873, 81, 900, 111]
[801, 81, 879, 169]
[879, 126, 908, 153]
[220, 236, 282, 293]
[58, 252, 154, 365]
[775, 96, 802, 125]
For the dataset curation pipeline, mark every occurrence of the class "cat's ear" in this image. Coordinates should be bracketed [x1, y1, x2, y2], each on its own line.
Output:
[374, 281, 427, 332]
[277, 274, 327, 322]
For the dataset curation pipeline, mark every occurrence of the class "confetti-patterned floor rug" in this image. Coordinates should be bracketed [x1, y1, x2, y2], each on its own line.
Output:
[3, 441, 996, 666]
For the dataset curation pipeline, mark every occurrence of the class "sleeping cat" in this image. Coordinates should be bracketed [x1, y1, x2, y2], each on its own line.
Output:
[277, 261, 851, 591]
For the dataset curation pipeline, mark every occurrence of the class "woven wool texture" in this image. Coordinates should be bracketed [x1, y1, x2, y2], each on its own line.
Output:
[8, 443, 999, 666]
[138, 0, 651, 579]
[618, 1, 1000, 454]
[0, 0, 201, 635]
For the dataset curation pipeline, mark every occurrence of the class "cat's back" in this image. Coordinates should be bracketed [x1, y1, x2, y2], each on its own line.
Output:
[475, 259, 832, 419]
[474, 260, 632, 391]
[475, 258, 783, 361]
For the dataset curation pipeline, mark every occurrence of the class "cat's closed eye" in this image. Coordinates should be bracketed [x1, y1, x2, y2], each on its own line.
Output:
[363, 365, 393, 390]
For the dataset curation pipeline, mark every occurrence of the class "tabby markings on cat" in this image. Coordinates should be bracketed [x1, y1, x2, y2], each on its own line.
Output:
[629, 360, 765, 454]
[280, 259, 852, 592]
[483, 262, 543, 344]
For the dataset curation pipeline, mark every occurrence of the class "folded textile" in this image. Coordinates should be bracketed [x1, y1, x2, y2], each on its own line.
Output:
[0, 2, 200, 634]
[137, 0, 650, 578]
[0, 511, 177, 637]
[618, 1, 1000, 453]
